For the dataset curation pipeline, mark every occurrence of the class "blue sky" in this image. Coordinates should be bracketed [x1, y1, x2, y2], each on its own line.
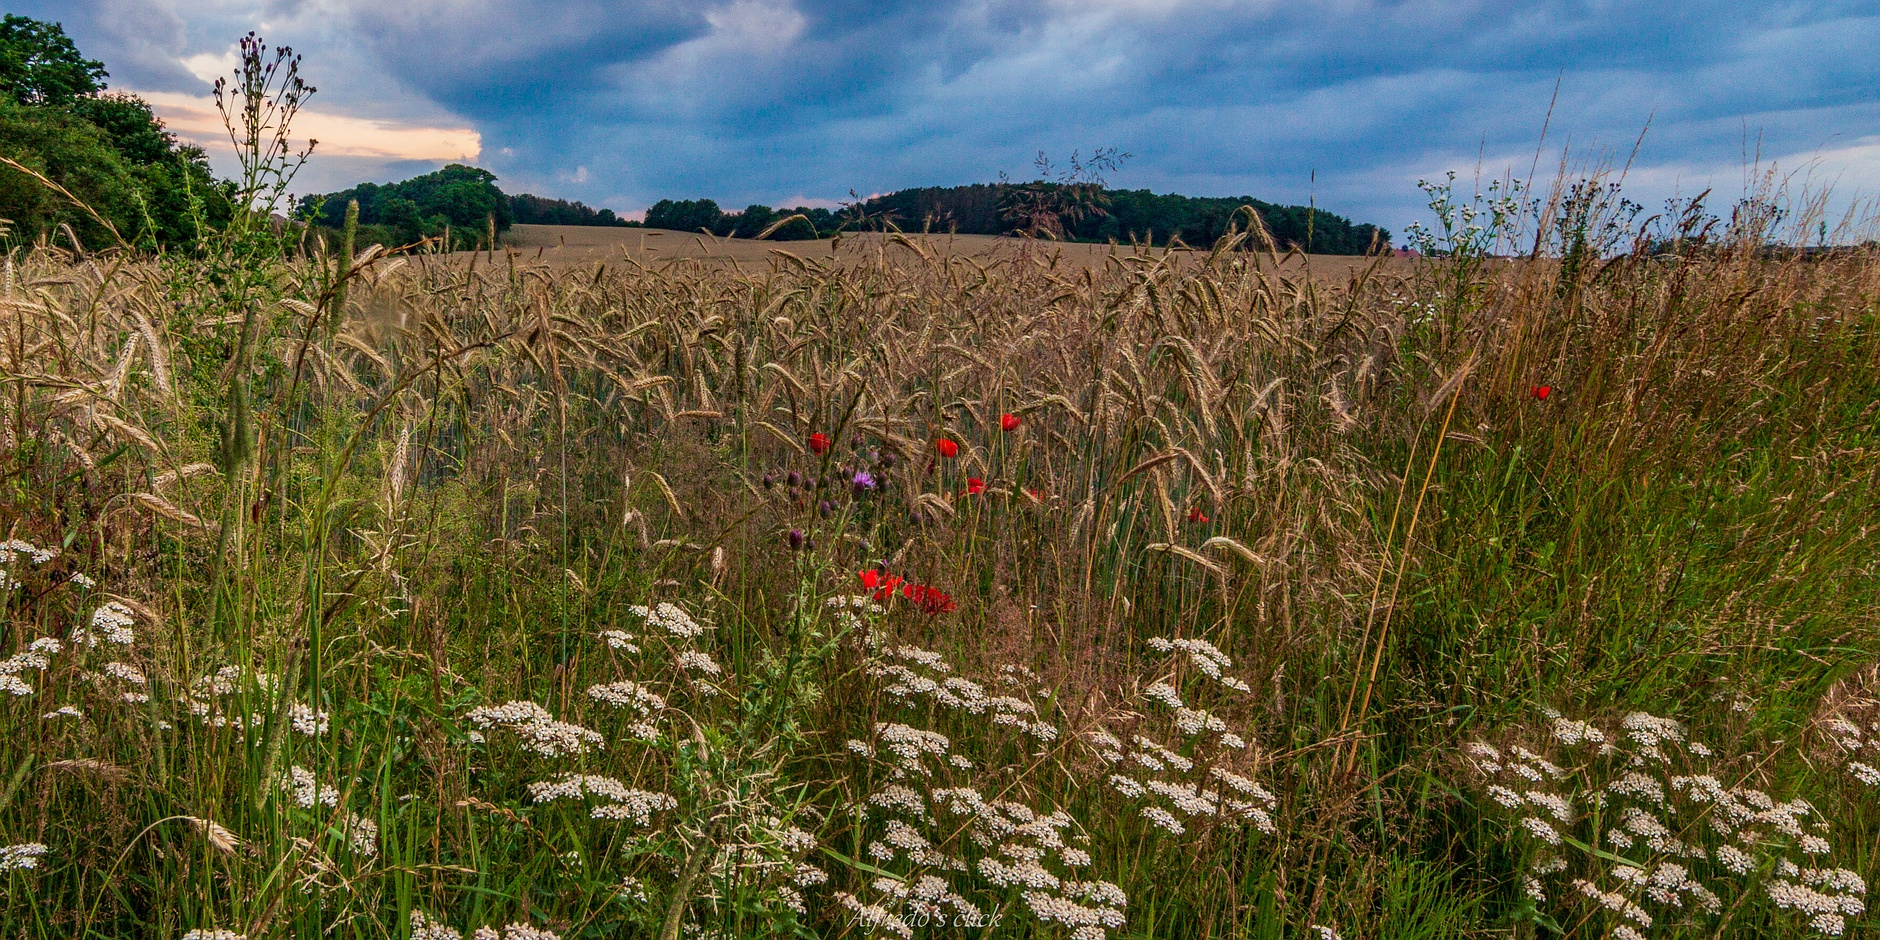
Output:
[19, 0, 1880, 237]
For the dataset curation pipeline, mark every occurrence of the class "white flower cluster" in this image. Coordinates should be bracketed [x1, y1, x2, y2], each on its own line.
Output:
[281, 766, 339, 808]
[0, 639, 60, 696]
[0, 842, 48, 871]
[675, 650, 722, 676]
[1145, 636, 1253, 691]
[1767, 869, 1867, 936]
[1574, 879, 1653, 929]
[0, 539, 57, 566]
[628, 602, 709, 638]
[1143, 682, 1183, 708]
[527, 774, 676, 825]
[290, 703, 329, 736]
[465, 701, 604, 757]
[866, 646, 1058, 741]
[468, 924, 561, 940]
[1097, 716, 1274, 835]
[875, 722, 952, 771]
[1551, 717, 1605, 746]
[276, 766, 375, 855]
[596, 629, 639, 653]
[0, 541, 56, 590]
[586, 679, 665, 715]
[102, 661, 145, 686]
[411, 911, 462, 940]
[1819, 713, 1880, 789]
[1024, 887, 1126, 935]
[1475, 708, 1870, 938]
[345, 814, 379, 857]
[72, 601, 137, 647]
[180, 930, 244, 940]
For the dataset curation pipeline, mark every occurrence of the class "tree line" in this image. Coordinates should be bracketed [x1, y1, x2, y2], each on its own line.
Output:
[856, 183, 1389, 254]
[0, 14, 230, 249]
[298, 172, 648, 250]
[641, 186, 1388, 254]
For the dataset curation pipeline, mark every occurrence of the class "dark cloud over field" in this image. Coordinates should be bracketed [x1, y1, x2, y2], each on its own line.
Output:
[19, 0, 1880, 234]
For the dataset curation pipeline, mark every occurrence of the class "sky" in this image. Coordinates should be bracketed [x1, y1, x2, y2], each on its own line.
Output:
[18, 0, 1880, 237]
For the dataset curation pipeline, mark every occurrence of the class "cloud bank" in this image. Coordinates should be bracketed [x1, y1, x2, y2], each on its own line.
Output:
[17, 0, 1880, 235]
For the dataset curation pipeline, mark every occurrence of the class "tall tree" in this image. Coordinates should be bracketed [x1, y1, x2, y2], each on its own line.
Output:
[0, 15, 106, 107]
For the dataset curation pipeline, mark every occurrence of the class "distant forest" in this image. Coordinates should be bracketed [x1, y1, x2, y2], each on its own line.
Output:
[644, 185, 1389, 254]
[857, 184, 1389, 254]
[300, 165, 635, 250]
[301, 171, 1390, 255]
[510, 192, 631, 227]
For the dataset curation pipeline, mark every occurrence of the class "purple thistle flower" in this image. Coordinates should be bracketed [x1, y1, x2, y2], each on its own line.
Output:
[851, 470, 876, 494]
[787, 528, 804, 550]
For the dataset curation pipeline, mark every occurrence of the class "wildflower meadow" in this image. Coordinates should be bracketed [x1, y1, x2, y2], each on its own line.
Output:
[2, 39, 1879, 940]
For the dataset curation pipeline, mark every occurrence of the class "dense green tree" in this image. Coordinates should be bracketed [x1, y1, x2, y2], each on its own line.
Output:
[67, 93, 174, 165]
[300, 164, 511, 249]
[509, 192, 630, 226]
[731, 203, 774, 238]
[0, 16, 226, 250]
[644, 198, 726, 235]
[0, 14, 105, 107]
[767, 210, 822, 240]
[0, 96, 138, 246]
[639, 199, 827, 240]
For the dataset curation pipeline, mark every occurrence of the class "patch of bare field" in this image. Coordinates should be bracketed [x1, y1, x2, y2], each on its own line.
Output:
[460, 223, 1398, 281]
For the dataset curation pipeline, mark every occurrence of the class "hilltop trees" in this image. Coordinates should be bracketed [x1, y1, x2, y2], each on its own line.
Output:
[509, 192, 629, 226]
[644, 198, 827, 240]
[0, 14, 227, 249]
[855, 184, 1388, 253]
[300, 164, 510, 249]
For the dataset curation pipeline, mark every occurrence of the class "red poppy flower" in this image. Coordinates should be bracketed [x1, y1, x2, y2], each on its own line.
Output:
[966, 477, 985, 495]
[874, 575, 903, 602]
[1530, 385, 1551, 401]
[936, 438, 959, 459]
[1025, 487, 1044, 501]
[902, 583, 957, 615]
[1186, 507, 1210, 524]
[809, 432, 831, 454]
[1000, 413, 1021, 432]
[859, 569, 879, 591]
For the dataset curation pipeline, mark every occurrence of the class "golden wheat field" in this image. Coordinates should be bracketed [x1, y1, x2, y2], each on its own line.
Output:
[1, 201, 1878, 940]
[481, 224, 1396, 281]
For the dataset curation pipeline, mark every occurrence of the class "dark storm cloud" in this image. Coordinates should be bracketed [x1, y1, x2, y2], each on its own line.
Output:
[19, 1, 1880, 232]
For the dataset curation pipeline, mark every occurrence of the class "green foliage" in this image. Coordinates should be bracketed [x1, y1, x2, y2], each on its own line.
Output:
[509, 192, 631, 226]
[858, 183, 1389, 252]
[644, 197, 726, 235]
[300, 164, 511, 250]
[0, 14, 105, 107]
[0, 95, 139, 246]
[0, 17, 228, 251]
[641, 198, 829, 240]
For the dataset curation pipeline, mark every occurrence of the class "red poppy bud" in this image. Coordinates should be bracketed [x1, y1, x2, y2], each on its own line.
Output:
[1000, 413, 1021, 432]
[1530, 385, 1551, 401]
[966, 477, 985, 495]
[809, 432, 831, 453]
[936, 438, 958, 459]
